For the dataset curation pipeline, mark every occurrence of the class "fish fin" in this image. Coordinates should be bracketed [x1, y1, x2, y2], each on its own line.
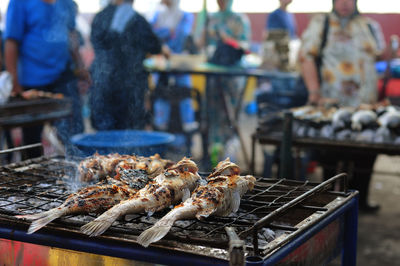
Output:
[195, 209, 213, 220]
[25, 209, 65, 234]
[232, 190, 241, 213]
[80, 211, 120, 237]
[182, 188, 190, 202]
[15, 211, 51, 221]
[137, 217, 176, 247]
[124, 214, 136, 221]
[146, 210, 154, 218]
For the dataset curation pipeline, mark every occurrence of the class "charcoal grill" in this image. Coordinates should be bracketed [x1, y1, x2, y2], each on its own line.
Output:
[0, 156, 358, 265]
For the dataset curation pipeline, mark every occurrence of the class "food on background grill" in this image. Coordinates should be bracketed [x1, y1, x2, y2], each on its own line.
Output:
[137, 160, 256, 247]
[287, 104, 400, 142]
[16, 168, 151, 234]
[351, 110, 378, 131]
[22, 89, 64, 100]
[78, 153, 173, 182]
[331, 107, 354, 131]
[80, 158, 201, 237]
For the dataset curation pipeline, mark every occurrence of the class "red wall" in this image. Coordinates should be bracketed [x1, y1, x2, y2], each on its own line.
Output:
[248, 13, 400, 45]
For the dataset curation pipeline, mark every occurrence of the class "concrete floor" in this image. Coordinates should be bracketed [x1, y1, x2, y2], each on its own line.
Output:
[189, 113, 400, 266]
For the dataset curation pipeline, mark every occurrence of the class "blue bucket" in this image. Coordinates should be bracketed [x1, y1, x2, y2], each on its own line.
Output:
[70, 130, 175, 157]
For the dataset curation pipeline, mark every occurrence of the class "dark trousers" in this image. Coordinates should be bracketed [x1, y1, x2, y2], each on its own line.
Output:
[318, 150, 376, 206]
[22, 69, 83, 159]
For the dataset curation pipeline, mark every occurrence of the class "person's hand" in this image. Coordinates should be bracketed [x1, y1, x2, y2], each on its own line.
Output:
[161, 45, 171, 59]
[75, 68, 91, 83]
[307, 91, 321, 106]
[74, 68, 92, 94]
[11, 78, 23, 97]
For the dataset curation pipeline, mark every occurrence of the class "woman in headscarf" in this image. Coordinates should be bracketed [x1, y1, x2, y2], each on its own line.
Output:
[203, 0, 251, 165]
[89, 0, 163, 130]
[207, 0, 251, 51]
[150, 0, 197, 134]
[298, 0, 386, 213]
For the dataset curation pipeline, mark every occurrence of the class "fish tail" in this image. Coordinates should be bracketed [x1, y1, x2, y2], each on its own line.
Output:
[25, 208, 66, 234]
[80, 199, 140, 237]
[80, 211, 119, 237]
[138, 205, 197, 247]
[137, 213, 177, 247]
[15, 211, 50, 221]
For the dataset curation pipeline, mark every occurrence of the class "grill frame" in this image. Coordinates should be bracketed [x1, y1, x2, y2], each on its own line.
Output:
[0, 156, 358, 264]
[0, 97, 72, 129]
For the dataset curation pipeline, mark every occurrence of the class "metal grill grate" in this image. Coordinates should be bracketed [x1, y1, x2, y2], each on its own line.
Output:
[0, 156, 350, 258]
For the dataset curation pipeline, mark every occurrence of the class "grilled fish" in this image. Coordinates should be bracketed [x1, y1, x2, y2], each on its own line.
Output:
[16, 169, 150, 234]
[80, 158, 201, 237]
[351, 110, 377, 131]
[208, 157, 240, 178]
[79, 153, 173, 182]
[137, 172, 256, 247]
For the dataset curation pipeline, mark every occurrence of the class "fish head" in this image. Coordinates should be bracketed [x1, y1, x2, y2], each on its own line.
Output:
[238, 175, 256, 192]
[167, 157, 198, 174]
[209, 158, 240, 178]
[79, 158, 101, 181]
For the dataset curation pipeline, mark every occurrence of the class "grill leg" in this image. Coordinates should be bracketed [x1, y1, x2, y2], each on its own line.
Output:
[341, 195, 358, 266]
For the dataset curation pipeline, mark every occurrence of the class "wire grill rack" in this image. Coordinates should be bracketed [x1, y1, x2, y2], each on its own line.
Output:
[0, 156, 350, 258]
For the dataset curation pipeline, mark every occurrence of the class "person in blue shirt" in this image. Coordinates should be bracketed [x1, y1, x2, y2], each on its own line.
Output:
[265, 0, 297, 39]
[150, 0, 197, 134]
[4, 0, 89, 158]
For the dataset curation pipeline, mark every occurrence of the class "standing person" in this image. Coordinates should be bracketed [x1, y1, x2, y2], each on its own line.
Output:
[4, 0, 89, 158]
[203, 0, 251, 165]
[265, 0, 297, 40]
[298, 0, 386, 212]
[150, 0, 197, 133]
[89, 0, 164, 130]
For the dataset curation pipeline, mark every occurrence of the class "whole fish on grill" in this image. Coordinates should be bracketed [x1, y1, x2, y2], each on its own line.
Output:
[80, 158, 201, 237]
[351, 110, 377, 131]
[16, 168, 151, 234]
[137, 161, 256, 247]
[79, 153, 173, 182]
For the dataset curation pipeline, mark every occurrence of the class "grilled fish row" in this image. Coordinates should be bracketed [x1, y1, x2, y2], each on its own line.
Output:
[78, 153, 173, 182]
[17, 157, 256, 247]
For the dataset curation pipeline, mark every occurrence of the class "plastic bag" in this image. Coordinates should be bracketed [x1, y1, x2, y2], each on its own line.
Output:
[0, 71, 12, 105]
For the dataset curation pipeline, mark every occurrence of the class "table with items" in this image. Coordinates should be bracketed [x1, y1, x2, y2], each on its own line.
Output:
[251, 104, 400, 177]
[145, 55, 299, 169]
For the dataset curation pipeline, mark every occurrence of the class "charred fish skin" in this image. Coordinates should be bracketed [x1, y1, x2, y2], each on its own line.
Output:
[80, 158, 201, 237]
[78, 153, 173, 182]
[15, 169, 151, 234]
[78, 153, 134, 182]
[137, 173, 256, 247]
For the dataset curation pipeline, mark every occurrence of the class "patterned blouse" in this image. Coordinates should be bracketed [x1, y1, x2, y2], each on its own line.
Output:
[207, 10, 251, 48]
[299, 13, 385, 107]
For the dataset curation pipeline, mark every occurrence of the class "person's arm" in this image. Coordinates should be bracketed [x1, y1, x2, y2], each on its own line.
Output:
[3, 0, 26, 96]
[297, 15, 325, 104]
[0, 37, 2, 68]
[5, 39, 23, 96]
[169, 12, 194, 53]
[300, 57, 320, 104]
[139, 16, 162, 55]
[368, 20, 386, 61]
[70, 29, 91, 86]
[68, 2, 90, 86]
